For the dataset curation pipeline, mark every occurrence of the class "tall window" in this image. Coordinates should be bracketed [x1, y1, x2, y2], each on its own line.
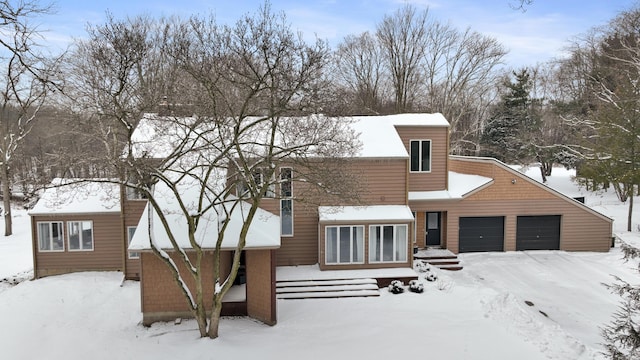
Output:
[127, 226, 139, 259]
[37, 221, 64, 252]
[369, 224, 408, 263]
[280, 167, 293, 236]
[68, 221, 94, 251]
[237, 168, 276, 198]
[410, 140, 431, 172]
[326, 225, 364, 264]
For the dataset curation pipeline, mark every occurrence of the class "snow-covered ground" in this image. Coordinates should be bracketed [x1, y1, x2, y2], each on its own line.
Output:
[0, 167, 638, 360]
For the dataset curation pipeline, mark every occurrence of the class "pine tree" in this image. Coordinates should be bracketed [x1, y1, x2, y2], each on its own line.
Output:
[601, 242, 640, 359]
[482, 69, 537, 163]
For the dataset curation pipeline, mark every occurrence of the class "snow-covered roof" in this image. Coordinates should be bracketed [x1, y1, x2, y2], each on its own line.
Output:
[128, 180, 280, 251]
[408, 171, 493, 201]
[130, 113, 450, 160]
[351, 113, 449, 158]
[318, 205, 415, 222]
[28, 179, 121, 216]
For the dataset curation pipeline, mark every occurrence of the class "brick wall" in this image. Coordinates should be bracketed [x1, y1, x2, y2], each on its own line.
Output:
[246, 249, 277, 325]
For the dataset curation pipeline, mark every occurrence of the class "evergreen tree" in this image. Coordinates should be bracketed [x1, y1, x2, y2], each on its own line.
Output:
[482, 69, 538, 163]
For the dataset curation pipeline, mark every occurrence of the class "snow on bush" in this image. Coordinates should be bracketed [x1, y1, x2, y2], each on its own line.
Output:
[387, 280, 404, 294]
[414, 260, 431, 273]
[425, 272, 438, 282]
[409, 280, 424, 293]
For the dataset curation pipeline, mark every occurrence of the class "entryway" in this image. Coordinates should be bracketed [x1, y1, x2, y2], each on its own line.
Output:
[425, 212, 441, 246]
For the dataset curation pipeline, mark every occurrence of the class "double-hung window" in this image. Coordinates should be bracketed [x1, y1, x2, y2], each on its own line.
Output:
[37, 221, 64, 252]
[68, 221, 94, 251]
[326, 225, 364, 264]
[410, 140, 431, 172]
[280, 167, 293, 236]
[369, 224, 408, 263]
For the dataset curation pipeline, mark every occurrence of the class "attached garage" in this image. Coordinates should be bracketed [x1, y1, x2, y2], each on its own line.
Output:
[459, 216, 504, 253]
[516, 215, 561, 251]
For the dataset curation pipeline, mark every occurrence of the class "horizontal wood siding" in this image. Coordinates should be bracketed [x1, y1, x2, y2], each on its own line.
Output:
[411, 198, 611, 253]
[410, 157, 613, 253]
[275, 158, 408, 266]
[123, 199, 147, 279]
[32, 213, 123, 277]
[394, 125, 448, 192]
[449, 158, 556, 201]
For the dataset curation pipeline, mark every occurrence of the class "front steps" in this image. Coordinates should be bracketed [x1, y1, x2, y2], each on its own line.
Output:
[414, 248, 463, 271]
[276, 278, 380, 300]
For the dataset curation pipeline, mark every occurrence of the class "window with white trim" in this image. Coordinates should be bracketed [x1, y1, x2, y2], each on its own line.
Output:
[369, 224, 408, 263]
[237, 168, 276, 198]
[68, 221, 93, 251]
[410, 140, 431, 172]
[127, 226, 139, 259]
[326, 225, 364, 264]
[37, 221, 64, 252]
[280, 167, 293, 236]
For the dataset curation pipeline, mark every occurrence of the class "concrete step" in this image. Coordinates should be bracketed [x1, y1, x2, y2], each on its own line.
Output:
[276, 277, 381, 300]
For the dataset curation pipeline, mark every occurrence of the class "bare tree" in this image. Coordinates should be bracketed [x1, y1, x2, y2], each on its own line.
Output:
[71, 4, 361, 339]
[376, 4, 430, 113]
[0, 1, 61, 236]
[333, 31, 388, 114]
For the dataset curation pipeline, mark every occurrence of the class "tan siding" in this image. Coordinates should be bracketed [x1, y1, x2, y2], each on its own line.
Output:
[32, 213, 123, 277]
[450, 158, 556, 201]
[123, 200, 146, 279]
[276, 158, 409, 266]
[394, 125, 449, 191]
[410, 199, 612, 253]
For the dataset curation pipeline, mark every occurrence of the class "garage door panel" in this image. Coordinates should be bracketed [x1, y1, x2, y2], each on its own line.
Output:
[459, 216, 504, 253]
[516, 215, 560, 251]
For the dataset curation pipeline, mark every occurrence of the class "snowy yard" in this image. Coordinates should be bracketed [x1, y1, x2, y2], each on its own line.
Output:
[0, 167, 638, 360]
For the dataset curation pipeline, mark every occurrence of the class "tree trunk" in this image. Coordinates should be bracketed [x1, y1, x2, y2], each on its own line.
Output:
[1, 163, 12, 236]
[539, 165, 547, 183]
[207, 297, 223, 339]
[628, 187, 634, 232]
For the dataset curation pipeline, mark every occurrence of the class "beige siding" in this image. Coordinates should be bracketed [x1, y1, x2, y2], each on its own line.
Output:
[123, 199, 147, 279]
[275, 158, 409, 266]
[32, 213, 123, 278]
[246, 250, 277, 325]
[394, 125, 449, 192]
[411, 158, 613, 253]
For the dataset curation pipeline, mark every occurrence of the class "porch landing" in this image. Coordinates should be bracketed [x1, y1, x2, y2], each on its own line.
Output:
[276, 265, 418, 300]
[414, 248, 463, 271]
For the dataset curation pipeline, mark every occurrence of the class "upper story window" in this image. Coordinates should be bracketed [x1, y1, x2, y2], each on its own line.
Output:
[280, 167, 293, 236]
[410, 140, 431, 172]
[237, 168, 276, 198]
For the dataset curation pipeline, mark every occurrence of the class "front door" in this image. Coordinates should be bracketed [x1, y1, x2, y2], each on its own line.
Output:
[425, 212, 441, 246]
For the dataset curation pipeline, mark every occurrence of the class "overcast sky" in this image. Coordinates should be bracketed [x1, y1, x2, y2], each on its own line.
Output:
[41, 0, 638, 68]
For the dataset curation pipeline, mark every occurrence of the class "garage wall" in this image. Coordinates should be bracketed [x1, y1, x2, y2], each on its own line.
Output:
[411, 198, 612, 253]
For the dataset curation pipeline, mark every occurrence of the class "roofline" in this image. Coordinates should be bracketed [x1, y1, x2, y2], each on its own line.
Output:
[460, 179, 495, 198]
[449, 155, 614, 223]
[134, 245, 281, 252]
[29, 210, 122, 217]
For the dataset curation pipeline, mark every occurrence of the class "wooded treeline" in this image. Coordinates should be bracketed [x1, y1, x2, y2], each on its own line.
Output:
[1, 1, 639, 232]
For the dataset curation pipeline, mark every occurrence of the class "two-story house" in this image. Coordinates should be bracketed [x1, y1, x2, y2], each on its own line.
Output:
[29, 112, 613, 326]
